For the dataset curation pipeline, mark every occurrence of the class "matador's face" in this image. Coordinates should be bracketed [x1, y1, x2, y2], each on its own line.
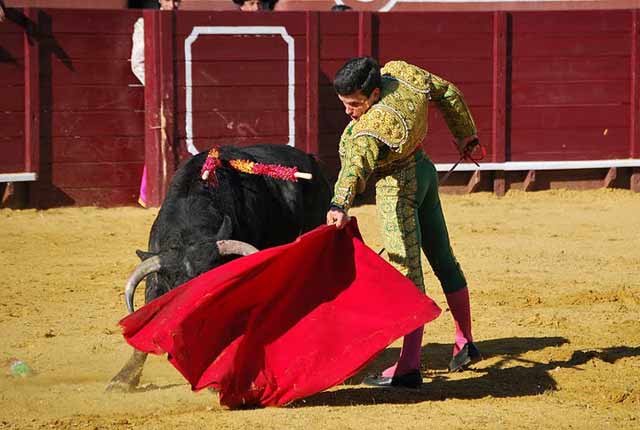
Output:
[338, 88, 380, 121]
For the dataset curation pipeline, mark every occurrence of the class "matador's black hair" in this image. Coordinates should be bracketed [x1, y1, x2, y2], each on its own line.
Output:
[333, 56, 381, 97]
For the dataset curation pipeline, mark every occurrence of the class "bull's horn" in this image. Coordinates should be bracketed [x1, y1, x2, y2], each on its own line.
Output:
[216, 240, 259, 257]
[124, 255, 162, 313]
[215, 215, 233, 241]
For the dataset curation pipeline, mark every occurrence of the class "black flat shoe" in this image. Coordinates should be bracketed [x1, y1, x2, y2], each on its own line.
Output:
[448, 342, 482, 372]
[362, 369, 422, 388]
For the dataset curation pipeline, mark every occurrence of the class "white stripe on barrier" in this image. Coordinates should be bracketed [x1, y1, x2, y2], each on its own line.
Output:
[0, 173, 37, 182]
[434, 159, 640, 172]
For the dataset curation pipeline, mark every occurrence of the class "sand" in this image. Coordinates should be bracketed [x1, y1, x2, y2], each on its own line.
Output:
[1, 189, 639, 429]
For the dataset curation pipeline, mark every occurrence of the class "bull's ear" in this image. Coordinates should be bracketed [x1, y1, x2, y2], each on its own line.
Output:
[215, 215, 233, 241]
[136, 250, 157, 261]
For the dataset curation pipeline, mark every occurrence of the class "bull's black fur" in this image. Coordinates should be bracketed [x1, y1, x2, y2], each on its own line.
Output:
[140, 144, 332, 305]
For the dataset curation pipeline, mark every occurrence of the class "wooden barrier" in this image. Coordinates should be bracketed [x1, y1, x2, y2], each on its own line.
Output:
[1, 8, 145, 206]
[1, 6, 639, 207]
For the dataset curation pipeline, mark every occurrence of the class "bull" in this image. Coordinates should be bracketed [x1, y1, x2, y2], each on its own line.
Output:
[106, 144, 332, 392]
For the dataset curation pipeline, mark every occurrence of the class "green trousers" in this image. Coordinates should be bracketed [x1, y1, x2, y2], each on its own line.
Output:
[375, 151, 467, 294]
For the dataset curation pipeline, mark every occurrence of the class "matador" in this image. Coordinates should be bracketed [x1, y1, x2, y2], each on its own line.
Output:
[326, 57, 482, 388]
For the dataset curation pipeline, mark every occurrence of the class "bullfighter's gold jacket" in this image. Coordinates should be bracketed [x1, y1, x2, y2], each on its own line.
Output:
[331, 60, 477, 210]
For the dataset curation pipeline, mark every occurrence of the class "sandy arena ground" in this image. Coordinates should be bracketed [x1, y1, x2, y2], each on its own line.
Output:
[1, 189, 639, 429]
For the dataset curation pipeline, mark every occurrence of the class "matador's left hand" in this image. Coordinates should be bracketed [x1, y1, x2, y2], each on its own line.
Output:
[455, 135, 480, 158]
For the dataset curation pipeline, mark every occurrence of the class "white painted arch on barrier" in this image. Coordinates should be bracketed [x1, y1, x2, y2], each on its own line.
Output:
[184, 26, 296, 155]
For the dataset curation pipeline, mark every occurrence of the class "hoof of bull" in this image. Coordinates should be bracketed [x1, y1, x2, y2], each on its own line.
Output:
[105, 378, 138, 393]
[105, 368, 143, 393]
[105, 350, 147, 393]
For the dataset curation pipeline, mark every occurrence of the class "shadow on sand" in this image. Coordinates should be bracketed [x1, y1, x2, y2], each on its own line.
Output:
[291, 337, 640, 407]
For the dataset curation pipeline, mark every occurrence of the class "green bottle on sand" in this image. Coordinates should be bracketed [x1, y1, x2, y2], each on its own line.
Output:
[8, 358, 32, 377]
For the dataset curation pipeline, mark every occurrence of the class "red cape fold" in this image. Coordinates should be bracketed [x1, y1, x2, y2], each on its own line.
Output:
[119, 218, 441, 408]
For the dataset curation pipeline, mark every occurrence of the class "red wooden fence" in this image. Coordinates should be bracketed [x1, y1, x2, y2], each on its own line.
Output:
[1, 9, 145, 206]
[0, 9, 27, 177]
[1, 7, 639, 207]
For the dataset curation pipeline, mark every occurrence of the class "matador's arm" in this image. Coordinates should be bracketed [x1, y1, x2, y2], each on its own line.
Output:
[428, 72, 477, 139]
[331, 134, 383, 212]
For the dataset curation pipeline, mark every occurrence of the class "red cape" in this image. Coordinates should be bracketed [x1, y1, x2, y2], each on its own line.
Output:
[119, 219, 441, 408]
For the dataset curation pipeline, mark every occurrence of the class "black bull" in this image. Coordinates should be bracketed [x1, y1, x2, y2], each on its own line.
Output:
[107, 144, 332, 392]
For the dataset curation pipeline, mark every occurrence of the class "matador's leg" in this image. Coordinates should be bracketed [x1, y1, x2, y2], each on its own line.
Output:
[415, 155, 480, 371]
[374, 164, 425, 379]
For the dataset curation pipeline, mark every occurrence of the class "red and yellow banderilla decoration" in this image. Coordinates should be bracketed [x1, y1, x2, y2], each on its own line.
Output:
[200, 147, 313, 186]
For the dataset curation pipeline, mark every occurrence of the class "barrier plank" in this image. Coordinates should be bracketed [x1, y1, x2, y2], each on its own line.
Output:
[174, 12, 307, 36]
[37, 34, 134, 60]
[320, 35, 359, 60]
[319, 12, 358, 35]
[46, 136, 144, 163]
[0, 64, 23, 84]
[176, 85, 305, 112]
[175, 60, 303, 86]
[1, 113, 25, 137]
[44, 86, 143, 111]
[511, 128, 629, 161]
[377, 12, 493, 34]
[0, 138, 25, 172]
[0, 34, 24, 59]
[176, 110, 305, 139]
[378, 34, 493, 60]
[35, 186, 140, 207]
[43, 112, 144, 137]
[512, 33, 631, 57]
[511, 81, 630, 106]
[49, 161, 142, 188]
[513, 56, 630, 81]
[0, 86, 25, 111]
[176, 35, 305, 61]
[38, 9, 140, 34]
[511, 10, 631, 34]
[511, 106, 629, 129]
[44, 60, 138, 85]
[0, 21, 23, 35]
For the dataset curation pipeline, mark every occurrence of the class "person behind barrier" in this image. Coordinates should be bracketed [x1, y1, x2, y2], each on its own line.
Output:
[130, 0, 181, 207]
[326, 57, 482, 388]
[232, 0, 279, 11]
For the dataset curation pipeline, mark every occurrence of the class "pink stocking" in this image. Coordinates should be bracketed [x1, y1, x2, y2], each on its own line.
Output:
[382, 326, 423, 377]
[445, 287, 473, 355]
